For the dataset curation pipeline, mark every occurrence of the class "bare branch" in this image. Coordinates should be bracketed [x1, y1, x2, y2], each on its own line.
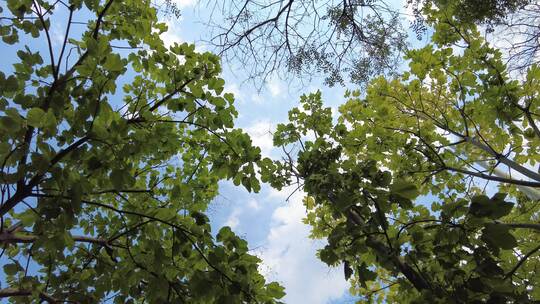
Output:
[206, 0, 408, 87]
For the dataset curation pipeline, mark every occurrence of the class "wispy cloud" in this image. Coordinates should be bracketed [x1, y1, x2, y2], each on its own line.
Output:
[160, 19, 183, 48]
[224, 207, 242, 230]
[267, 77, 283, 97]
[224, 82, 242, 102]
[251, 93, 265, 104]
[259, 188, 349, 304]
[247, 198, 261, 211]
[245, 120, 275, 158]
[50, 23, 66, 46]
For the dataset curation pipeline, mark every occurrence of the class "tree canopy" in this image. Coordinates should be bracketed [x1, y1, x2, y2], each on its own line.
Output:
[0, 0, 283, 302]
[1, 0, 539, 303]
[416, 0, 539, 73]
[264, 2, 540, 303]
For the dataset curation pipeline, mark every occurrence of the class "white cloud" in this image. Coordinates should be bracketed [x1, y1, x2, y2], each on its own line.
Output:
[160, 19, 183, 48]
[159, 19, 208, 53]
[224, 208, 241, 230]
[331, 106, 339, 121]
[251, 93, 265, 104]
[245, 120, 275, 158]
[259, 189, 349, 304]
[224, 83, 242, 102]
[50, 23, 66, 46]
[247, 198, 261, 211]
[267, 77, 283, 97]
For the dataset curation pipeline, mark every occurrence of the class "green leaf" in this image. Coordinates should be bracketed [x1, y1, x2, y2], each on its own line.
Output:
[0, 115, 20, 132]
[469, 194, 513, 219]
[319, 246, 339, 265]
[26, 107, 45, 127]
[103, 54, 125, 72]
[18, 210, 36, 227]
[191, 211, 208, 226]
[190, 84, 203, 98]
[42, 110, 57, 134]
[110, 168, 135, 190]
[356, 262, 377, 288]
[481, 223, 517, 250]
[441, 198, 469, 218]
[224, 93, 234, 103]
[217, 226, 234, 242]
[389, 180, 419, 200]
[3, 263, 21, 275]
[0, 142, 10, 156]
[3, 75, 18, 92]
[379, 171, 392, 187]
[334, 191, 354, 211]
[266, 282, 285, 299]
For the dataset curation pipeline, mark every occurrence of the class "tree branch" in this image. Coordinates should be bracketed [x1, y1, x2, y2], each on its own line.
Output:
[0, 288, 59, 303]
[55, 5, 74, 80]
[444, 165, 540, 187]
[336, 199, 433, 292]
[504, 244, 540, 280]
[0, 136, 89, 217]
[503, 222, 540, 231]
[0, 231, 111, 246]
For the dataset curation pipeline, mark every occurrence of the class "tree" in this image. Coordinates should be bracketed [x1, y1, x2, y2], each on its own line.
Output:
[412, 0, 539, 74]
[0, 0, 284, 302]
[209, 0, 539, 87]
[207, 0, 408, 86]
[263, 2, 540, 302]
[412, 0, 530, 25]
[493, 2, 540, 73]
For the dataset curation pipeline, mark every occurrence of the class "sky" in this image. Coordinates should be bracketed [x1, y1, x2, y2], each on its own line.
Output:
[161, 1, 420, 303]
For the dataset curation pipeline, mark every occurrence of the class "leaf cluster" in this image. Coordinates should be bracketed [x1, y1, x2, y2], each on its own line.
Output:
[0, 0, 282, 302]
[263, 4, 540, 302]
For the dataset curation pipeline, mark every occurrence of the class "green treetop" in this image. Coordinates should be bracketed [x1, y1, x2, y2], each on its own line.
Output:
[263, 2, 540, 303]
[0, 0, 283, 302]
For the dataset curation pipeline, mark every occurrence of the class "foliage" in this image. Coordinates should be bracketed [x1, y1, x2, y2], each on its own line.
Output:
[0, 0, 283, 302]
[424, 0, 530, 24]
[263, 3, 540, 303]
[410, 0, 539, 72]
